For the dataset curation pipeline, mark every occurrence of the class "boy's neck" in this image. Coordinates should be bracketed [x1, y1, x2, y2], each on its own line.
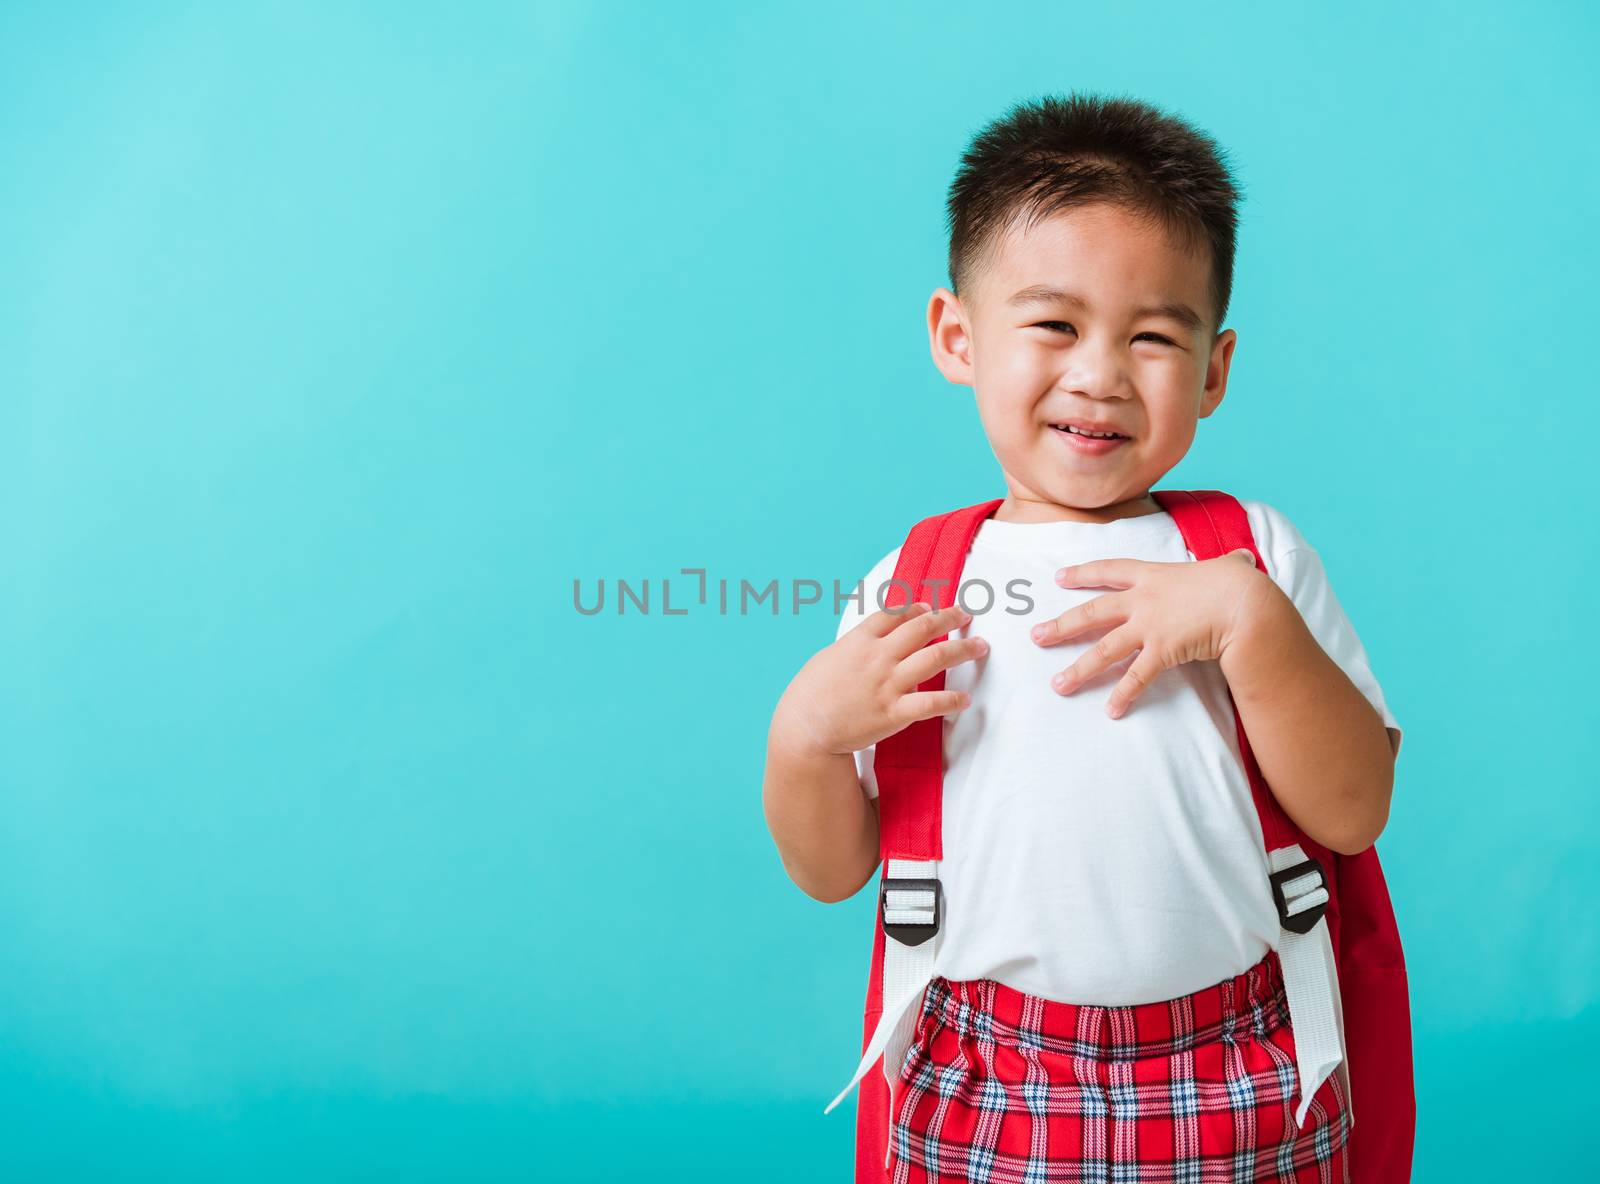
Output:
[994, 490, 1165, 525]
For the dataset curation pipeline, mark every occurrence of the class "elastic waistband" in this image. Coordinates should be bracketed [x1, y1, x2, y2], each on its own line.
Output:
[925, 949, 1289, 1061]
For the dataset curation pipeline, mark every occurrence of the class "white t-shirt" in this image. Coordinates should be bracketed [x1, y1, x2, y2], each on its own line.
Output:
[835, 499, 1401, 1006]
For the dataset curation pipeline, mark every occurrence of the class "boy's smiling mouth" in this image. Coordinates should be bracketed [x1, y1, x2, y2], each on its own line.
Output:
[1049, 419, 1133, 454]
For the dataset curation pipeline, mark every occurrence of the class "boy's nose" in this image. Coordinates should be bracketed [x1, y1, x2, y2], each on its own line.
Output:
[1058, 345, 1131, 401]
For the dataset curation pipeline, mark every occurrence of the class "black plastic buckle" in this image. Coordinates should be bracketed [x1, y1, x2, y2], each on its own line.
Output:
[880, 877, 941, 947]
[1268, 857, 1328, 935]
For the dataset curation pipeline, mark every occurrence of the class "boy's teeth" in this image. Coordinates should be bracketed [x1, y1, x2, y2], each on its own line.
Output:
[1065, 425, 1121, 438]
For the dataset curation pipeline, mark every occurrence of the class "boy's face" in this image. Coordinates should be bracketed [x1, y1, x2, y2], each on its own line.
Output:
[928, 202, 1237, 521]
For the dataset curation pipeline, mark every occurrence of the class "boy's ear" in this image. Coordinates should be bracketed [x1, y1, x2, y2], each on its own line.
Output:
[928, 287, 975, 388]
[1198, 327, 1238, 418]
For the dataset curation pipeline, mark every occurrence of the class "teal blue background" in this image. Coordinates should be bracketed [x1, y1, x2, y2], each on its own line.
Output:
[2, 2, 1594, 1179]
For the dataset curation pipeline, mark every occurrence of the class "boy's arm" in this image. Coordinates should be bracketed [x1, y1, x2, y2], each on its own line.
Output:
[762, 718, 880, 904]
[1219, 578, 1396, 855]
[762, 602, 982, 903]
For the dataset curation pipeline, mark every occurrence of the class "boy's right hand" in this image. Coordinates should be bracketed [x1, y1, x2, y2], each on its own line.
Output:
[771, 603, 987, 760]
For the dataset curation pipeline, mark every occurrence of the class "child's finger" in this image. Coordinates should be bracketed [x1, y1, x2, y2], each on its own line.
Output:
[1030, 592, 1128, 647]
[1051, 625, 1139, 695]
[894, 634, 988, 691]
[895, 688, 971, 725]
[1105, 648, 1167, 719]
[859, 600, 932, 637]
[1055, 558, 1142, 589]
[885, 603, 972, 658]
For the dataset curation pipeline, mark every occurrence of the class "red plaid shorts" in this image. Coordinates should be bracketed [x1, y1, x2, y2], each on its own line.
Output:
[888, 949, 1349, 1183]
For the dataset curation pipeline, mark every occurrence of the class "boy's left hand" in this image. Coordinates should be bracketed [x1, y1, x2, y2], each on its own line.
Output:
[1031, 549, 1276, 718]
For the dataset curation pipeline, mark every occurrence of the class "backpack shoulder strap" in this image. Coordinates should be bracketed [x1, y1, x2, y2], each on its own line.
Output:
[1149, 490, 1306, 856]
[874, 498, 1004, 862]
[826, 499, 1005, 1134]
[1153, 490, 1350, 1129]
[1158, 486, 1318, 857]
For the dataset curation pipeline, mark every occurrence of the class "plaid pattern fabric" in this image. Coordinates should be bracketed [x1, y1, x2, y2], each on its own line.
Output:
[888, 950, 1348, 1183]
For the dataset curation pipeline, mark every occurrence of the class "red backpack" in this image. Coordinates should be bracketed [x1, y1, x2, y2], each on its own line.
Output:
[839, 490, 1414, 1182]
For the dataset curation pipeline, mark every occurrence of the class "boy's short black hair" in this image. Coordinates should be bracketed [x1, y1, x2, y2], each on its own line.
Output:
[947, 92, 1243, 334]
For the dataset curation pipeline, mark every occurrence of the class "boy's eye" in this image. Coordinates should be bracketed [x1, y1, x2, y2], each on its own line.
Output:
[1034, 323, 1175, 347]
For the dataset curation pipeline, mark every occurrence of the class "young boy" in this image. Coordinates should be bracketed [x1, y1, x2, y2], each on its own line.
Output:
[761, 93, 1401, 1181]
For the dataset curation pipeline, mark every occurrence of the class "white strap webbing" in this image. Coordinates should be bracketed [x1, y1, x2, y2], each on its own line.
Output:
[823, 857, 938, 1155]
[825, 849, 1352, 1141]
[1269, 845, 1352, 1130]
